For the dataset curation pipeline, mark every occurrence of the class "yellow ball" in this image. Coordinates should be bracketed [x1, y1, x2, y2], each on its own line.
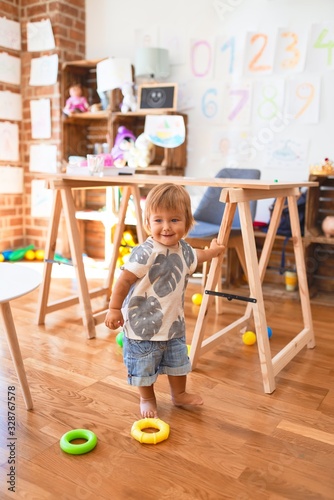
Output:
[35, 249, 45, 261]
[187, 344, 191, 355]
[242, 331, 257, 345]
[123, 231, 135, 245]
[192, 293, 203, 306]
[0, 253, 4, 262]
[25, 249, 35, 261]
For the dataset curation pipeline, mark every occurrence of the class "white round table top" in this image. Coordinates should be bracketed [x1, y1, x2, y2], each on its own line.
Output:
[0, 263, 42, 304]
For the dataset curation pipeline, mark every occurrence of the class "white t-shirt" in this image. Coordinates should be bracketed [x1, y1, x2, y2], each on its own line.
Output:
[121, 236, 197, 341]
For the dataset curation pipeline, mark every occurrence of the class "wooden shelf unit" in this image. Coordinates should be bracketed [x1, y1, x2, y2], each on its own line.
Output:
[61, 59, 187, 260]
[304, 174, 334, 294]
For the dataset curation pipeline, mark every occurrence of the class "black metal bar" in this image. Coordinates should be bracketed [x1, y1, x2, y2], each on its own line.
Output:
[44, 258, 73, 267]
[205, 290, 257, 303]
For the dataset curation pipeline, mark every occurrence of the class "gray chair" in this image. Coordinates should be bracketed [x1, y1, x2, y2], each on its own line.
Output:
[186, 168, 261, 299]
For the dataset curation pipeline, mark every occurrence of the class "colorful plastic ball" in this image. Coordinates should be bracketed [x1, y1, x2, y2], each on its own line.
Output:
[192, 293, 203, 306]
[0, 253, 4, 262]
[2, 250, 12, 260]
[242, 331, 257, 345]
[35, 249, 45, 261]
[25, 249, 36, 261]
[116, 331, 124, 348]
[123, 231, 135, 245]
[267, 326, 273, 339]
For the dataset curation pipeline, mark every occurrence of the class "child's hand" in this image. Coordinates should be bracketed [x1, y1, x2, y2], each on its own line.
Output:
[210, 238, 225, 257]
[105, 309, 124, 330]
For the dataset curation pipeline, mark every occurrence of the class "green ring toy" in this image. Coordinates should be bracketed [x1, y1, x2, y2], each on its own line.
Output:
[60, 429, 97, 455]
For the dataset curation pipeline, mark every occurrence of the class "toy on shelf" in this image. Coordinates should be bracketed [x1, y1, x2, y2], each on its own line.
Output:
[63, 83, 89, 116]
[120, 82, 137, 113]
[126, 133, 155, 168]
[111, 126, 136, 167]
[0, 246, 46, 262]
[9, 244, 35, 262]
[310, 157, 334, 176]
[322, 216, 334, 238]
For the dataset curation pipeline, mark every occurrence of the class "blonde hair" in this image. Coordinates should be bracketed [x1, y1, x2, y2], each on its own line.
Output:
[144, 183, 195, 235]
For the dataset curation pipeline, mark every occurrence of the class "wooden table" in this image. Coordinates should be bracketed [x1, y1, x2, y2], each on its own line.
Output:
[36, 174, 317, 393]
[0, 263, 41, 410]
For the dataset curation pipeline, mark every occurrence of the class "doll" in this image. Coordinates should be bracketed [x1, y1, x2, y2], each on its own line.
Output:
[111, 126, 136, 167]
[120, 82, 137, 113]
[63, 84, 89, 116]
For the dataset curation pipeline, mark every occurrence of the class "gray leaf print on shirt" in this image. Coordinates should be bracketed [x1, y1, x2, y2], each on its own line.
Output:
[180, 239, 195, 267]
[129, 239, 154, 265]
[148, 250, 183, 297]
[128, 293, 163, 339]
[168, 316, 185, 339]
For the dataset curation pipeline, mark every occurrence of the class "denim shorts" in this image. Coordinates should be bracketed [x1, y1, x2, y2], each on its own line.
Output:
[123, 336, 191, 386]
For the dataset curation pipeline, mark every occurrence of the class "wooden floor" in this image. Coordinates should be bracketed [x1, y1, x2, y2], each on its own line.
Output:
[1, 263, 334, 499]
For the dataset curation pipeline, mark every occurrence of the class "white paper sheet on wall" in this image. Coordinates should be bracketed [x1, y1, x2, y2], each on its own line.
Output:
[0, 52, 21, 85]
[274, 27, 308, 74]
[29, 54, 58, 86]
[30, 99, 51, 139]
[29, 144, 57, 173]
[244, 30, 276, 76]
[0, 166, 23, 194]
[27, 19, 55, 52]
[0, 17, 21, 51]
[134, 27, 159, 48]
[264, 137, 309, 171]
[0, 91, 22, 121]
[222, 81, 252, 126]
[251, 78, 285, 127]
[31, 179, 53, 218]
[307, 23, 334, 72]
[160, 29, 186, 65]
[285, 75, 321, 124]
[0, 122, 19, 161]
[189, 37, 215, 79]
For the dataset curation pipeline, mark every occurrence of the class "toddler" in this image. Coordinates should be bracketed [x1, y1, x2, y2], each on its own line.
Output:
[105, 183, 224, 418]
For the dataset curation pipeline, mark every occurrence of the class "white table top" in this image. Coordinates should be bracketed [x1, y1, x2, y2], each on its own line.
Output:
[0, 263, 42, 303]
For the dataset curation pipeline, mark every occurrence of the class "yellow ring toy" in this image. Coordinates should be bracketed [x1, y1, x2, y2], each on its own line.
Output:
[131, 418, 170, 444]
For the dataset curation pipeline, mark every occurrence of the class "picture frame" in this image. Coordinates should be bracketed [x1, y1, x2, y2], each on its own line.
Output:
[137, 83, 177, 112]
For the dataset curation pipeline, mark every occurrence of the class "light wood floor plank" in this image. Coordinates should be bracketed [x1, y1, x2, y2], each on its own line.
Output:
[0, 267, 333, 498]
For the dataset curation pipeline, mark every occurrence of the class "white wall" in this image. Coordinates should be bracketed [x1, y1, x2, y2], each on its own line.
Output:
[86, 0, 334, 221]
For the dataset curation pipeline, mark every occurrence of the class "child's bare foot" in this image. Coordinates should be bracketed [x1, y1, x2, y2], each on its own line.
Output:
[171, 391, 203, 407]
[140, 397, 158, 418]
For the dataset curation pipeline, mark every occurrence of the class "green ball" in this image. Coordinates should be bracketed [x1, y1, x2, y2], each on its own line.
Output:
[116, 331, 124, 348]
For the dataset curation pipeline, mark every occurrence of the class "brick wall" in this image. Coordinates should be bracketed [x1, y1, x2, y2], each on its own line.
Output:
[0, 1, 23, 252]
[0, 0, 85, 255]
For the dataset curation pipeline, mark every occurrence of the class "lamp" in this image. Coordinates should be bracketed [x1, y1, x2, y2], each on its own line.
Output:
[96, 58, 132, 92]
[96, 57, 133, 110]
[135, 48, 170, 81]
